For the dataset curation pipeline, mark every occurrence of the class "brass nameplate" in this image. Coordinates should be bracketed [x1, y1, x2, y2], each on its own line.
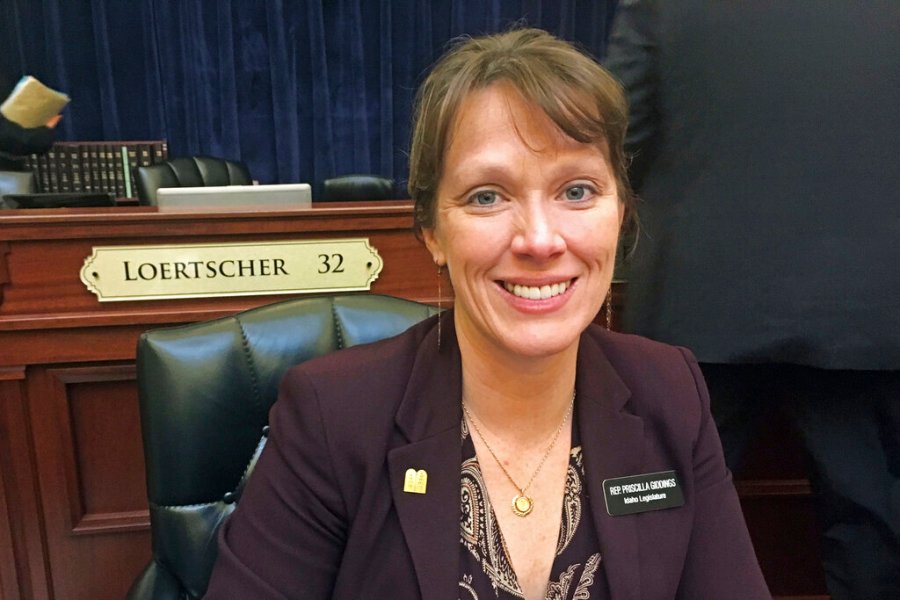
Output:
[80, 239, 383, 302]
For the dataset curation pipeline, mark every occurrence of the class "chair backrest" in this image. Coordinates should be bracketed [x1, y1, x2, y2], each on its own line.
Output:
[126, 294, 437, 600]
[320, 174, 394, 202]
[134, 156, 252, 206]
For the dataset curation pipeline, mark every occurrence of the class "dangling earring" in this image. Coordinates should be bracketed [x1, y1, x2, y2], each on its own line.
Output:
[605, 287, 613, 331]
[437, 264, 443, 349]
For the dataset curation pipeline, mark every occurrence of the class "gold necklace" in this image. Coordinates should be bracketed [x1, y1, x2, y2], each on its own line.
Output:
[462, 393, 575, 517]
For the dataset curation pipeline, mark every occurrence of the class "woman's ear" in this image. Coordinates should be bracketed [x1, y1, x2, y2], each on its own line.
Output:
[422, 227, 446, 267]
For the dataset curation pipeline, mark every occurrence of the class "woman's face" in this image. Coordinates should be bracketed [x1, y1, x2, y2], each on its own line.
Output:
[423, 82, 623, 362]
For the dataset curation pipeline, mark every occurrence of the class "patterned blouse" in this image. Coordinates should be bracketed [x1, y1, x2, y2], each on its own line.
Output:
[459, 416, 610, 599]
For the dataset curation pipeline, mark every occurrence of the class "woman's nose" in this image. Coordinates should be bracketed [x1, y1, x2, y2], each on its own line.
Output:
[511, 201, 566, 259]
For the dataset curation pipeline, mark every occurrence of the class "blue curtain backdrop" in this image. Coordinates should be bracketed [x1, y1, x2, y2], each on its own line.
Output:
[1, 0, 618, 196]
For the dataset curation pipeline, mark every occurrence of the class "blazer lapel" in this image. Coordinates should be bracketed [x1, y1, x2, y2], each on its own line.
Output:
[388, 319, 462, 600]
[389, 431, 461, 600]
[576, 332, 645, 600]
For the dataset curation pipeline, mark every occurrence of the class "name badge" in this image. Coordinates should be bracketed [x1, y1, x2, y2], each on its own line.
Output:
[603, 470, 685, 516]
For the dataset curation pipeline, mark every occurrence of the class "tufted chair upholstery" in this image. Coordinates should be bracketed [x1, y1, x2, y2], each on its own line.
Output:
[320, 174, 395, 202]
[126, 294, 438, 600]
[134, 156, 252, 206]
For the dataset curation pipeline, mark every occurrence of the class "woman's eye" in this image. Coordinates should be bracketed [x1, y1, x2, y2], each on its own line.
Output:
[470, 190, 498, 206]
[564, 185, 591, 201]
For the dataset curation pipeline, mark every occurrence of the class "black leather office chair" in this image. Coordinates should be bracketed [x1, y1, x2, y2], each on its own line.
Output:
[320, 174, 395, 202]
[134, 156, 252, 206]
[126, 294, 438, 600]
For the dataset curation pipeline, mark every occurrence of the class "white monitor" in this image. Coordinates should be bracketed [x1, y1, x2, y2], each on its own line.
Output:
[156, 183, 312, 210]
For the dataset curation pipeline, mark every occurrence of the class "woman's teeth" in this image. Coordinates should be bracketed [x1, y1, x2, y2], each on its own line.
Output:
[503, 280, 570, 300]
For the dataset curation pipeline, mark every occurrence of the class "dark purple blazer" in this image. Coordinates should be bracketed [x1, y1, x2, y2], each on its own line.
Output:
[206, 315, 769, 599]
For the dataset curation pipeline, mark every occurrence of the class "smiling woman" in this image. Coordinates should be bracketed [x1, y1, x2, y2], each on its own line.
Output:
[205, 29, 769, 600]
[423, 81, 623, 363]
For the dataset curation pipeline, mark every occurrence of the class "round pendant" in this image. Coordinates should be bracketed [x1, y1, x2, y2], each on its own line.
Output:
[511, 494, 534, 517]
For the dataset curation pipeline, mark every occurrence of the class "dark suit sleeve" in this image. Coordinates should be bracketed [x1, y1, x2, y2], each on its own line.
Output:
[603, 0, 660, 191]
[0, 114, 55, 157]
[675, 348, 771, 599]
[205, 369, 347, 599]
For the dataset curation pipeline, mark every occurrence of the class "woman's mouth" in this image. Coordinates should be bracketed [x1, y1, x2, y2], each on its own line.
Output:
[502, 279, 574, 300]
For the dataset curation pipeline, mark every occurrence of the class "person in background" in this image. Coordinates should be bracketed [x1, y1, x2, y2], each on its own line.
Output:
[205, 28, 768, 599]
[0, 72, 59, 171]
[604, 1, 900, 598]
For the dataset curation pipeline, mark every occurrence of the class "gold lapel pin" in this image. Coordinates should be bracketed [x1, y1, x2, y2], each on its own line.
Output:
[403, 468, 428, 494]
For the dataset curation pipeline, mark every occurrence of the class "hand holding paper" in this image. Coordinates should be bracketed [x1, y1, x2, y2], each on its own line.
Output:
[1, 76, 70, 129]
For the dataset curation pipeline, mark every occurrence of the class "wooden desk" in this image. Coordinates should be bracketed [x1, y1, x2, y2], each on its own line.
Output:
[0, 202, 444, 599]
[0, 202, 823, 599]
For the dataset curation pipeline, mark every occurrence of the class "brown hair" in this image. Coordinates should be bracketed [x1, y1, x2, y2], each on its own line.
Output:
[408, 28, 635, 234]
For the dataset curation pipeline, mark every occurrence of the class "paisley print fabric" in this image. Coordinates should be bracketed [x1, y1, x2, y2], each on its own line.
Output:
[459, 415, 609, 599]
